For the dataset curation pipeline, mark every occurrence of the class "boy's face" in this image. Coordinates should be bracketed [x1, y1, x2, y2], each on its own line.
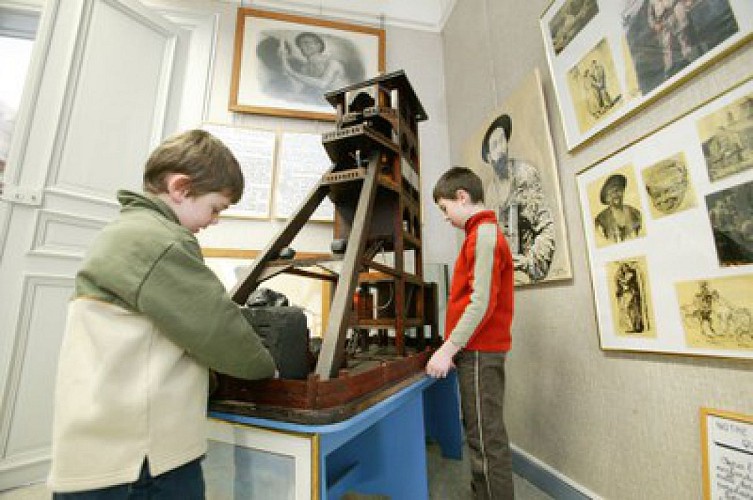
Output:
[436, 193, 471, 229]
[173, 191, 231, 233]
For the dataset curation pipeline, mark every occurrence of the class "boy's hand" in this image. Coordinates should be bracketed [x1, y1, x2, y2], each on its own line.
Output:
[426, 341, 461, 378]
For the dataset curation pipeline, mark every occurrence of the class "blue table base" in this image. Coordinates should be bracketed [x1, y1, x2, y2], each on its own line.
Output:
[210, 372, 462, 499]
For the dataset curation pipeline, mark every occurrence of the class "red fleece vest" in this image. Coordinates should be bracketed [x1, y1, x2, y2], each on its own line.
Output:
[446, 210, 514, 352]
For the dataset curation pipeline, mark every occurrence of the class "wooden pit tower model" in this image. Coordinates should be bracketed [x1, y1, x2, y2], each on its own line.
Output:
[213, 71, 440, 420]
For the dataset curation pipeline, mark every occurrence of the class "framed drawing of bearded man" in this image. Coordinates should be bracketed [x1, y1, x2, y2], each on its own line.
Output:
[463, 70, 572, 286]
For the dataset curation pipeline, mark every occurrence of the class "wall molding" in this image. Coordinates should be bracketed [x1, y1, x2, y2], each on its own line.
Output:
[30, 208, 107, 259]
[0, 274, 73, 462]
[512, 444, 601, 500]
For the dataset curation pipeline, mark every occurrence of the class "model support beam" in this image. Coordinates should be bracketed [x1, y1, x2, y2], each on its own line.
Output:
[315, 153, 381, 379]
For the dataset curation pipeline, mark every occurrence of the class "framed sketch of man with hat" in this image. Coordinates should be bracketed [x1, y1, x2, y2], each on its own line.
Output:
[464, 70, 572, 286]
[590, 168, 645, 247]
[480, 113, 557, 282]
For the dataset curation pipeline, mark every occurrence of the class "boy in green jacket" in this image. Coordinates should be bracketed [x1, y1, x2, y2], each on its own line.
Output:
[48, 129, 277, 498]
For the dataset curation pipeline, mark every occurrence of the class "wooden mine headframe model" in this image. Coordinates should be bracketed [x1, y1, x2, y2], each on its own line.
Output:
[211, 70, 440, 421]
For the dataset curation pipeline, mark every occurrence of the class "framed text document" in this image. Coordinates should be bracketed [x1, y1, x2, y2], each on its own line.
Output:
[274, 131, 333, 222]
[701, 407, 753, 499]
[202, 123, 276, 219]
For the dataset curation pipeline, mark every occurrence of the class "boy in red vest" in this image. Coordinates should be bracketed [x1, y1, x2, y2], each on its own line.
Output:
[427, 166, 515, 499]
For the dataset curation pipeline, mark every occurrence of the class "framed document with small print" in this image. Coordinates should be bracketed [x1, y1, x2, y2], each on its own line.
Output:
[274, 131, 334, 222]
[700, 408, 753, 499]
[202, 123, 276, 219]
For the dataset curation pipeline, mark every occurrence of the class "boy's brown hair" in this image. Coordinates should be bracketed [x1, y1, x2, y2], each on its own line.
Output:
[432, 166, 485, 204]
[143, 129, 244, 203]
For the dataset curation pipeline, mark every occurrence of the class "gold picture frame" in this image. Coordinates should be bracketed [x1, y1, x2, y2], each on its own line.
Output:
[540, 0, 753, 151]
[700, 408, 753, 499]
[229, 7, 385, 121]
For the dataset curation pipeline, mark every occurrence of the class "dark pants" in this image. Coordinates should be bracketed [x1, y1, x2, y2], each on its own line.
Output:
[53, 457, 205, 500]
[456, 350, 514, 500]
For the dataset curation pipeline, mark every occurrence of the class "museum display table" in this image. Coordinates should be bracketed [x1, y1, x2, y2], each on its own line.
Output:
[206, 372, 462, 499]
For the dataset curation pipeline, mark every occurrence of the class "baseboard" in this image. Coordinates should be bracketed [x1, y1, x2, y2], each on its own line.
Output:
[0, 457, 48, 493]
[511, 444, 601, 500]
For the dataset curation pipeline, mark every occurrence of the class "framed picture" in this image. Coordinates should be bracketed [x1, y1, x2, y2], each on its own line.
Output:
[462, 69, 572, 287]
[540, 0, 753, 151]
[576, 76, 753, 359]
[700, 408, 753, 500]
[229, 8, 385, 121]
[202, 123, 276, 219]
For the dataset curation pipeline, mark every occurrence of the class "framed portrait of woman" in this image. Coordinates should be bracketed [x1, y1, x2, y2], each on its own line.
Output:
[229, 8, 385, 121]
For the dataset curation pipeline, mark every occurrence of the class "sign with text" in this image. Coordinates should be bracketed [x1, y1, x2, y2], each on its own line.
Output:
[701, 408, 753, 499]
[202, 123, 276, 219]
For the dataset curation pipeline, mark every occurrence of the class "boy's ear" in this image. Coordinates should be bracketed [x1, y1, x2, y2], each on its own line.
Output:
[165, 173, 192, 202]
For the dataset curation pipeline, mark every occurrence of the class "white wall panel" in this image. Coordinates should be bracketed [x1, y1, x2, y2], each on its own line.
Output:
[0, 0, 190, 489]
[2, 276, 71, 458]
[50, 1, 178, 198]
[30, 209, 107, 258]
[442, 1, 753, 498]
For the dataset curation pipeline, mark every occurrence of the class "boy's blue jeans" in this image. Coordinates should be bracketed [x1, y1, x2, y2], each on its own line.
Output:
[52, 457, 204, 499]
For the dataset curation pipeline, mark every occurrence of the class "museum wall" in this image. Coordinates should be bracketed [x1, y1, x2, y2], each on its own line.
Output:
[139, 0, 455, 266]
[441, 0, 753, 498]
[0, 1, 458, 487]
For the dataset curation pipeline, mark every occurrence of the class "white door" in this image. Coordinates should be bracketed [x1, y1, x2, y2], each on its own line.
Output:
[0, 0, 192, 489]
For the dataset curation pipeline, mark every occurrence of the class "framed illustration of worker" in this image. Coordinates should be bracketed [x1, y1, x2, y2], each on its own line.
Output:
[462, 69, 572, 287]
[576, 76, 753, 359]
[706, 180, 753, 267]
[677, 275, 753, 349]
[229, 8, 385, 121]
[696, 91, 753, 182]
[585, 165, 646, 249]
[540, 0, 753, 151]
[606, 257, 656, 339]
[565, 39, 624, 135]
[546, 0, 599, 56]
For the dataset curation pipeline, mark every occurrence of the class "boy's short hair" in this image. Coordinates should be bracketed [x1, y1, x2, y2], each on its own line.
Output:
[143, 129, 244, 203]
[433, 166, 484, 204]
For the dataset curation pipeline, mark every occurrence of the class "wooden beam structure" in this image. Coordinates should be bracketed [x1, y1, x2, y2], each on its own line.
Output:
[227, 70, 440, 383]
